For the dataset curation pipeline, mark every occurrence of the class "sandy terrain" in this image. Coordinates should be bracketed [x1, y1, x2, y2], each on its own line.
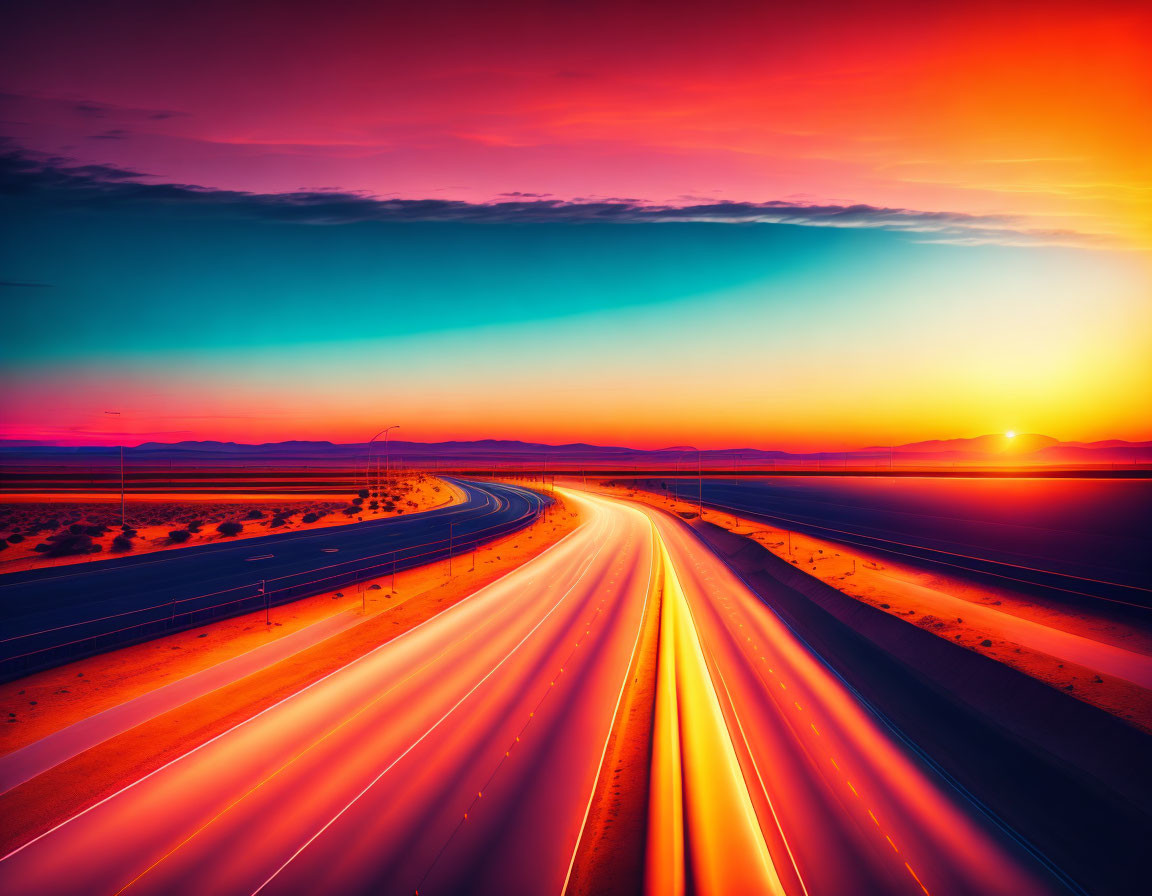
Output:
[0, 474, 459, 574]
[589, 480, 1152, 733]
[0, 487, 582, 852]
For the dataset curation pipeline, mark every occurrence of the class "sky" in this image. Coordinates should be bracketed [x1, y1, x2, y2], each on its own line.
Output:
[1, 0, 1150, 450]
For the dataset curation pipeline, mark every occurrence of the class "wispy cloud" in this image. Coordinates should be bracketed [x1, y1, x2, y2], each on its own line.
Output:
[0, 144, 1099, 246]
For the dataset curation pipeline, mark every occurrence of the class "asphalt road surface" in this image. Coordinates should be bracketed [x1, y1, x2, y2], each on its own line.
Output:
[0, 478, 548, 678]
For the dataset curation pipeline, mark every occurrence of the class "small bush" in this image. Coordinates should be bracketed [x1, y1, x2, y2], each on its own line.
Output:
[980, 639, 993, 648]
[0, 541, 7, 553]
[168, 529, 192, 543]
[245, 510, 266, 520]
[44, 534, 101, 557]
[216, 521, 243, 537]
[186, 521, 203, 533]
[302, 512, 319, 524]
[268, 517, 287, 528]
[69, 523, 85, 535]
[6, 533, 24, 544]
[111, 534, 134, 552]
[358, 489, 370, 499]
[343, 507, 359, 516]
[352, 497, 365, 506]
[84, 525, 108, 537]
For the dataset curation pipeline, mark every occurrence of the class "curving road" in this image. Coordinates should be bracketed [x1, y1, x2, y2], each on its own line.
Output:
[0, 489, 1075, 895]
[0, 479, 547, 679]
[0, 490, 654, 896]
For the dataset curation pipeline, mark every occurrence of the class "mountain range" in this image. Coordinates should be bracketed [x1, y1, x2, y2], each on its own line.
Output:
[2, 435, 1149, 467]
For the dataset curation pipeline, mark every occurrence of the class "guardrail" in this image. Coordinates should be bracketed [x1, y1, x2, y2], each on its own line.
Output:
[0, 496, 550, 681]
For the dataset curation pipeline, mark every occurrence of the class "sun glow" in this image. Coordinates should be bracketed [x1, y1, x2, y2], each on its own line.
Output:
[1006, 431, 1016, 439]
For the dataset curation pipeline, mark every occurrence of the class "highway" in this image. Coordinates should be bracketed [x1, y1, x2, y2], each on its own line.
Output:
[664, 476, 1152, 608]
[0, 489, 1073, 895]
[0, 490, 653, 896]
[0, 479, 547, 679]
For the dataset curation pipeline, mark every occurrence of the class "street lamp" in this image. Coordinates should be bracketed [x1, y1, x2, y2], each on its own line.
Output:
[366, 425, 399, 500]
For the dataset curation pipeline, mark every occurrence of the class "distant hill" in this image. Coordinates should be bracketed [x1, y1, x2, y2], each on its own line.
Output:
[2, 434, 1149, 468]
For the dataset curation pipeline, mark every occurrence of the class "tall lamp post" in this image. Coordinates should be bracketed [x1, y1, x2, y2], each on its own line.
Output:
[366, 425, 399, 500]
[104, 410, 125, 527]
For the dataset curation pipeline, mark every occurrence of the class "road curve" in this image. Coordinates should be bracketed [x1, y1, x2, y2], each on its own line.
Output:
[0, 478, 547, 679]
[0, 490, 653, 896]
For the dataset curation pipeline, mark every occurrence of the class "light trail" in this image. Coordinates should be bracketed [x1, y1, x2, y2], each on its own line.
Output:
[641, 505, 1064, 896]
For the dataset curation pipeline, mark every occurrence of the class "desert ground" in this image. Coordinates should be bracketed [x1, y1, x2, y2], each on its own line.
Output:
[0, 474, 459, 574]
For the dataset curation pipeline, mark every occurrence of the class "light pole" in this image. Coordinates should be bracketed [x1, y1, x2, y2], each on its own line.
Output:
[104, 411, 125, 527]
[366, 424, 399, 501]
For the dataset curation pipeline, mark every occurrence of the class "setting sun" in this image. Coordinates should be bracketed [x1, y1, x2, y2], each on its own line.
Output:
[1006, 431, 1016, 439]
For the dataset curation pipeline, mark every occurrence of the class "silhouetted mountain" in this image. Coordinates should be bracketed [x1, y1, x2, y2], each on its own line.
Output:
[2, 433, 1149, 468]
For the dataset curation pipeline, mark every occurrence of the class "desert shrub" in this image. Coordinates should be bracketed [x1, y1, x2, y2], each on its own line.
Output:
[6, 533, 24, 544]
[186, 521, 203, 533]
[111, 534, 134, 552]
[352, 497, 364, 506]
[358, 489, 370, 499]
[69, 523, 85, 535]
[216, 521, 243, 537]
[268, 517, 287, 528]
[168, 529, 192, 543]
[84, 525, 107, 537]
[44, 534, 100, 557]
[246, 509, 266, 520]
[0, 541, 7, 552]
[342, 507, 359, 515]
[120, 526, 137, 537]
[369, 501, 379, 510]
[302, 512, 319, 524]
